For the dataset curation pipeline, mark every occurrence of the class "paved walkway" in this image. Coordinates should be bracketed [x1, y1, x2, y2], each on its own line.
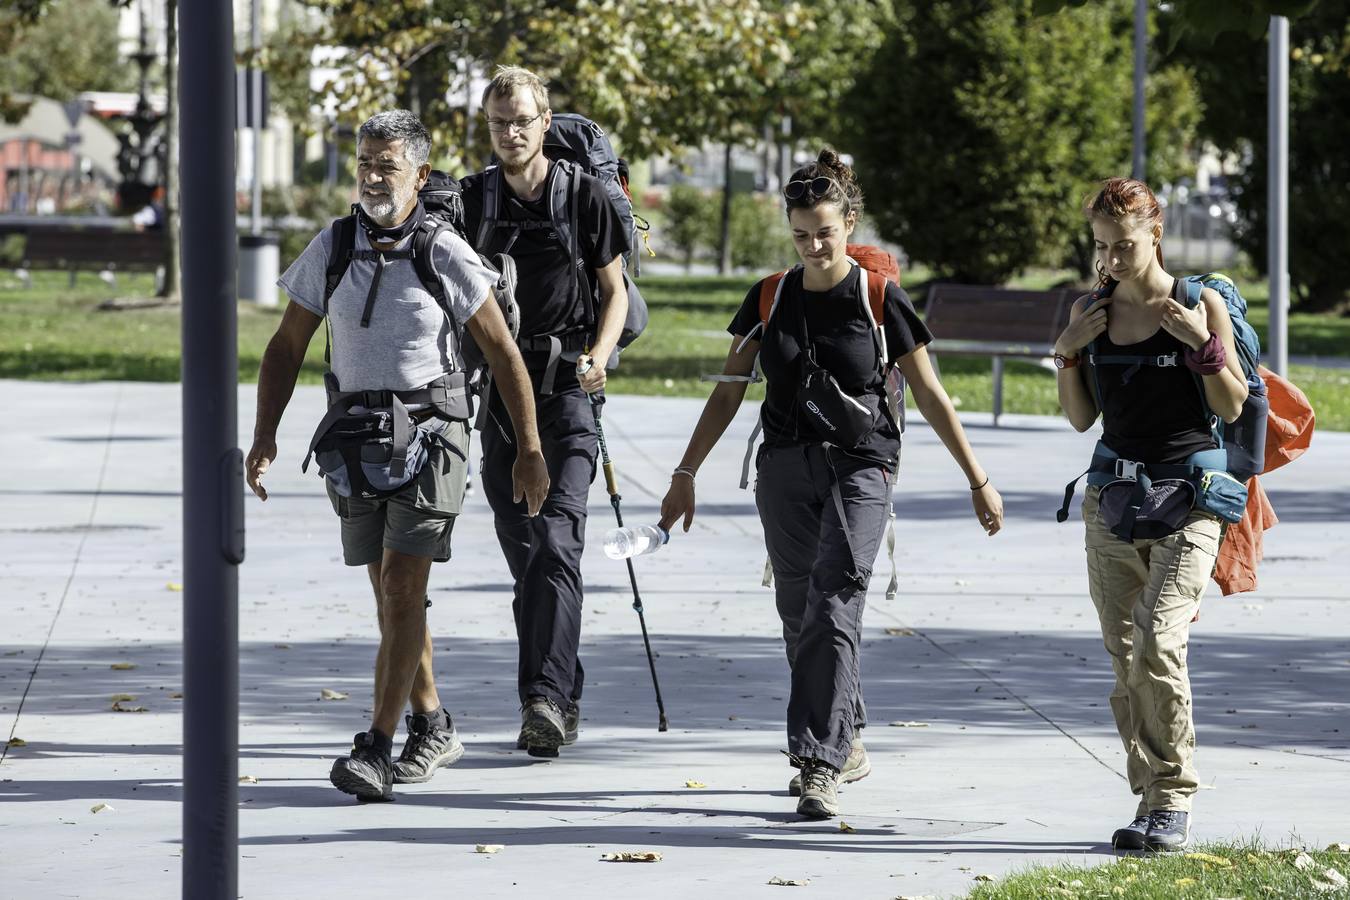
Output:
[1, 382, 1346, 899]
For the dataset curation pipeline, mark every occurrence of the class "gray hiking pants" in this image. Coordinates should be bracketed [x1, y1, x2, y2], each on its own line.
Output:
[756, 444, 891, 771]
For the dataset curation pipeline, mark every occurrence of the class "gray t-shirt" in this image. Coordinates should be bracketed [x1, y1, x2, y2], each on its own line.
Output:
[278, 222, 495, 393]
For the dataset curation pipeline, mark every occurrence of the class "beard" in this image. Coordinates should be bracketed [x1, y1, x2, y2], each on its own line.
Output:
[501, 143, 543, 177]
[358, 183, 413, 227]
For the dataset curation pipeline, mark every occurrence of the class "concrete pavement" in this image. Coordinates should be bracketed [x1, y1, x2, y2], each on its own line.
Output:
[1, 381, 1347, 899]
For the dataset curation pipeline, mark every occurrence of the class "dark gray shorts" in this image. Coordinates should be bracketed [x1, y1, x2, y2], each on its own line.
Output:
[325, 419, 470, 566]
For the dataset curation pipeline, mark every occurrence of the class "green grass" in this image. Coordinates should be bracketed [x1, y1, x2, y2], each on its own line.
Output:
[966, 842, 1350, 899]
[1, 268, 1347, 429]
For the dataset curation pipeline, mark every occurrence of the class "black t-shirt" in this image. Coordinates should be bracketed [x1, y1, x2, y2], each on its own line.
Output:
[460, 161, 630, 342]
[1094, 327, 1217, 464]
[729, 267, 932, 469]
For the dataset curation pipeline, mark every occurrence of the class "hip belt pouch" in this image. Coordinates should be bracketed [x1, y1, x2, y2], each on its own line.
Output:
[1097, 476, 1196, 541]
[304, 390, 430, 500]
[798, 351, 878, 449]
[1194, 469, 1247, 523]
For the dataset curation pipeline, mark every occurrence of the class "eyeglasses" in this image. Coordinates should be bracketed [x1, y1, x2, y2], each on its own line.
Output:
[485, 112, 546, 134]
[783, 176, 837, 202]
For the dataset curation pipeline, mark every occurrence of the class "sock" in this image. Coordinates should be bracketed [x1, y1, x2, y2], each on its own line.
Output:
[417, 707, 449, 730]
[369, 728, 393, 757]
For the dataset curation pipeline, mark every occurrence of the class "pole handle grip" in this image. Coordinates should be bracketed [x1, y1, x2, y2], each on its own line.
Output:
[603, 460, 618, 496]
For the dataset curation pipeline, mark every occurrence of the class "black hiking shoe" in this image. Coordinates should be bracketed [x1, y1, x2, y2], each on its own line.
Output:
[516, 703, 578, 751]
[520, 697, 567, 758]
[329, 731, 393, 802]
[1112, 814, 1151, 850]
[392, 711, 464, 784]
[1144, 810, 1190, 852]
[789, 737, 870, 796]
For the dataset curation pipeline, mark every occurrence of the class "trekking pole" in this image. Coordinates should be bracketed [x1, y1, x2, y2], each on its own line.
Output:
[579, 361, 669, 732]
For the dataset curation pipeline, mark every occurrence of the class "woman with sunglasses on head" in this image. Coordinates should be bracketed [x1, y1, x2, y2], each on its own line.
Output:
[658, 148, 1004, 819]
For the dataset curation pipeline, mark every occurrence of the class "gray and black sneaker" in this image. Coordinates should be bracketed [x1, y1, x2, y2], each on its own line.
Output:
[329, 731, 394, 802]
[516, 704, 579, 750]
[520, 697, 567, 758]
[795, 758, 840, 819]
[1144, 809, 1190, 852]
[789, 737, 870, 796]
[392, 711, 464, 784]
[1112, 813, 1151, 850]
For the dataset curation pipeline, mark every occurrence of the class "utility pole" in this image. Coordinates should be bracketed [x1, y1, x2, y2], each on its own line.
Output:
[180, 0, 242, 895]
[1132, 0, 1147, 181]
[1267, 15, 1290, 376]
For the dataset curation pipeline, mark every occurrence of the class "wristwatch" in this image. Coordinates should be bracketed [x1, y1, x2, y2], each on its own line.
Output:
[1053, 353, 1080, 369]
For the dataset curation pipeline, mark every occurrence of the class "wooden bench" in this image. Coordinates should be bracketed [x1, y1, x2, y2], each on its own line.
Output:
[16, 228, 167, 287]
[923, 283, 1078, 425]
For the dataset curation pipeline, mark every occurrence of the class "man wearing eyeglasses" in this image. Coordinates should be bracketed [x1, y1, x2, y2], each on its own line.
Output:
[460, 65, 631, 758]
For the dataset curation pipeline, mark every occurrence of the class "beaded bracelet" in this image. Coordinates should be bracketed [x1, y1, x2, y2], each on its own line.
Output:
[672, 466, 696, 481]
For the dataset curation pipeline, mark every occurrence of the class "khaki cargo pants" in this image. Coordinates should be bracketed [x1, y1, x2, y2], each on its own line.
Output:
[1083, 485, 1223, 814]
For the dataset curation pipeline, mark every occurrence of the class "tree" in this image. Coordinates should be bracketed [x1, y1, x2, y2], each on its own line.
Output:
[0, 0, 133, 121]
[1037, 0, 1323, 46]
[1163, 0, 1350, 310]
[848, 0, 1201, 285]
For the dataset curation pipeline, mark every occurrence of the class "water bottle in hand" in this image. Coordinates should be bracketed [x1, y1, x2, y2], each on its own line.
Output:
[603, 524, 670, 560]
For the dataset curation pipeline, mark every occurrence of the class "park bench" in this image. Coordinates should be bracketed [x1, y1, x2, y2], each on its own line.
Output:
[14, 227, 166, 288]
[923, 283, 1078, 426]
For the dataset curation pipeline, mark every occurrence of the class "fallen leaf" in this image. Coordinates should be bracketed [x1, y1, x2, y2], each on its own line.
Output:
[884, 627, 915, 636]
[601, 851, 662, 862]
[475, 844, 505, 854]
[1175, 877, 1196, 886]
[1295, 852, 1317, 871]
[111, 693, 137, 703]
[90, 803, 113, 814]
[319, 688, 349, 701]
[166, 582, 183, 592]
[888, 721, 929, 728]
[839, 821, 856, 833]
[169, 692, 184, 699]
[274, 644, 291, 650]
[238, 775, 258, 784]
[973, 874, 994, 882]
[111, 700, 148, 712]
[1328, 843, 1350, 853]
[110, 662, 137, 671]
[1186, 852, 1233, 867]
[6, 737, 26, 748]
[683, 780, 707, 789]
[767, 876, 809, 886]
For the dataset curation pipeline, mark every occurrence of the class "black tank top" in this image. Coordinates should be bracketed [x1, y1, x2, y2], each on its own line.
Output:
[1094, 325, 1216, 465]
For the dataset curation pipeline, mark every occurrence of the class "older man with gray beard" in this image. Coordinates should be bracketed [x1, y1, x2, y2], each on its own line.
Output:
[246, 110, 550, 801]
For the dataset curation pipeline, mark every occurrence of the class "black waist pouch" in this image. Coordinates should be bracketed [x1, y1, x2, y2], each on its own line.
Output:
[798, 351, 878, 449]
[1097, 477, 1196, 541]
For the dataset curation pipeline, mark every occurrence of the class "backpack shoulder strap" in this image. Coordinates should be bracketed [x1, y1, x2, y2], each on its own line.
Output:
[1181, 275, 1204, 309]
[758, 272, 786, 322]
[324, 214, 358, 312]
[475, 167, 503, 251]
[411, 220, 453, 320]
[864, 270, 889, 326]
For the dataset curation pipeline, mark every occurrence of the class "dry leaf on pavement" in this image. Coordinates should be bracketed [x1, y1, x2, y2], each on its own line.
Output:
[238, 775, 258, 784]
[90, 803, 113, 814]
[111, 694, 137, 703]
[684, 781, 707, 789]
[888, 721, 929, 728]
[601, 851, 662, 862]
[884, 627, 915, 636]
[839, 821, 856, 833]
[475, 844, 505, 854]
[111, 700, 148, 712]
[319, 688, 349, 701]
[6, 737, 26, 748]
[110, 662, 137, 670]
[767, 876, 809, 886]
[973, 874, 994, 882]
[166, 583, 183, 592]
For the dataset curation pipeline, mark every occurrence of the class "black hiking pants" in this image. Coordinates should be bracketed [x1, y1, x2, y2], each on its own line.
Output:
[756, 444, 890, 771]
[481, 372, 598, 713]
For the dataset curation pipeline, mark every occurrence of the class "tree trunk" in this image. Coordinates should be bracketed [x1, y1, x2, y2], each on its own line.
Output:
[158, 0, 180, 300]
[718, 142, 733, 276]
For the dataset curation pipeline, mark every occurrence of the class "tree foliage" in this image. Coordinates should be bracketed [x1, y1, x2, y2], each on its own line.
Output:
[1163, 0, 1350, 310]
[0, 0, 133, 122]
[848, 0, 1201, 284]
[1036, 0, 1323, 46]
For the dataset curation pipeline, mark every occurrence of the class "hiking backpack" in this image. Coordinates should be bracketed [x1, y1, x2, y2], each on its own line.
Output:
[475, 113, 649, 362]
[1085, 273, 1269, 481]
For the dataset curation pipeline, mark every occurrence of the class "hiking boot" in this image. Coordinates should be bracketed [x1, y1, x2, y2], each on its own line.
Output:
[520, 697, 567, 758]
[789, 737, 870, 796]
[329, 731, 393, 802]
[1112, 814, 1151, 851]
[1144, 809, 1190, 852]
[392, 710, 464, 784]
[516, 704, 579, 750]
[795, 759, 840, 819]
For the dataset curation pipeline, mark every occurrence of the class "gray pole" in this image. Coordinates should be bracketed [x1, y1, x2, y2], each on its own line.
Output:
[1132, 0, 1147, 181]
[1267, 15, 1290, 376]
[180, 0, 242, 895]
[250, 0, 262, 235]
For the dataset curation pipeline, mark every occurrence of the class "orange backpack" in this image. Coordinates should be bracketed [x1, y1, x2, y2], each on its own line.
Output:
[754, 243, 899, 333]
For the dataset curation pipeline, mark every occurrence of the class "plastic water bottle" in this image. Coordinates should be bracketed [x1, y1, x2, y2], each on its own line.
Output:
[602, 524, 670, 560]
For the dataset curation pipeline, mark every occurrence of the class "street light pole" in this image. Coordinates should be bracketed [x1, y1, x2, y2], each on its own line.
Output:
[180, 0, 243, 895]
[1267, 15, 1290, 376]
[1132, 0, 1147, 181]
[250, 0, 262, 235]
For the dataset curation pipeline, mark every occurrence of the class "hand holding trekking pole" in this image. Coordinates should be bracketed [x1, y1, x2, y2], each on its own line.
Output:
[577, 357, 670, 732]
[576, 352, 607, 394]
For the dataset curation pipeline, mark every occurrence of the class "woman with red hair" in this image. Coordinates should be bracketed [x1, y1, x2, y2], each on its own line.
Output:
[1054, 178, 1249, 852]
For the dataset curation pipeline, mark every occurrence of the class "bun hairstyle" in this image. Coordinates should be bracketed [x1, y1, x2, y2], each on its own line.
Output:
[785, 147, 865, 219]
[1084, 177, 1165, 287]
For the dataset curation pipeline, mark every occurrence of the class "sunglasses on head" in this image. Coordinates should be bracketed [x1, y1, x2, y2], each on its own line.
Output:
[783, 176, 837, 202]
